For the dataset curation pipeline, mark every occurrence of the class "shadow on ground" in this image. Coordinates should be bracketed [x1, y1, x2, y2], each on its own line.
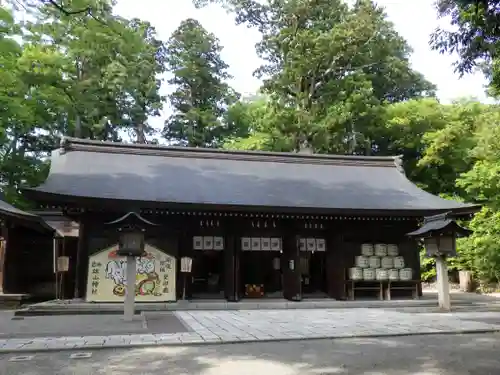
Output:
[2, 333, 500, 375]
[0, 312, 188, 339]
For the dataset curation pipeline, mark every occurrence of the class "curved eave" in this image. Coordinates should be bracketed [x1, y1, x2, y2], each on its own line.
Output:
[24, 144, 480, 217]
[407, 220, 473, 238]
[0, 205, 56, 235]
[21, 187, 479, 218]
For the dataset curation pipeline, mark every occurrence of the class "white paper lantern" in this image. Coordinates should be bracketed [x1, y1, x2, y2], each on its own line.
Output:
[399, 268, 413, 281]
[381, 256, 394, 269]
[376, 268, 388, 280]
[374, 244, 388, 257]
[388, 269, 399, 280]
[369, 256, 381, 268]
[349, 267, 363, 280]
[387, 244, 399, 256]
[363, 268, 375, 280]
[361, 243, 374, 256]
[355, 256, 369, 268]
[393, 256, 405, 269]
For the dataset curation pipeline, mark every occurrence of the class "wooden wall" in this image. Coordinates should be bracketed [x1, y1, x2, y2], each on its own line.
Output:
[76, 212, 422, 301]
[3, 225, 55, 298]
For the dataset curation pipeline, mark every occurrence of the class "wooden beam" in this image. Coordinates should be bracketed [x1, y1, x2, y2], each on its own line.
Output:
[0, 222, 8, 294]
[73, 220, 85, 298]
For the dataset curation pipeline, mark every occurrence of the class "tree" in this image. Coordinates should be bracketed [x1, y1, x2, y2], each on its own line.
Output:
[112, 18, 168, 143]
[22, 0, 167, 142]
[0, 1, 167, 207]
[431, 0, 500, 98]
[431, 0, 500, 75]
[417, 100, 497, 197]
[195, 0, 435, 153]
[452, 108, 500, 286]
[0, 7, 56, 206]
[164, 18, 239, 147]
[369, 98, 449, 187]
[222, 97, 297, 151]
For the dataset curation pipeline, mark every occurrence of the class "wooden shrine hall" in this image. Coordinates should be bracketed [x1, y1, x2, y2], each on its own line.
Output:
[21, 137, 479, 303]
[0, 197, 80, 306]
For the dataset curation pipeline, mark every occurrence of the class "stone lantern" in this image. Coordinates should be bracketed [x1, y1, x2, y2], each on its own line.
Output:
[106, 212, 158, 321]
[407, 212, 471, 311]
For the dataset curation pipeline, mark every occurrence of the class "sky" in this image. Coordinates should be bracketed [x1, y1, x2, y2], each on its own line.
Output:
[114, 0, 492, 130]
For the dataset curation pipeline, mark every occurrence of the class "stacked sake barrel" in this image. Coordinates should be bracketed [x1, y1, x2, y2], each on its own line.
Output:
[349, 243, 412, 281]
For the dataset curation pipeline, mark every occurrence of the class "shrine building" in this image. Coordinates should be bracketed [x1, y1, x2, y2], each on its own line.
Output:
[19, 137, 479, 303]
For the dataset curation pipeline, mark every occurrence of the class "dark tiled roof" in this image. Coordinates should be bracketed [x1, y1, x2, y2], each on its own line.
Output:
[29, 210, 79, 237]
[25, 137, 478, 214]
[0, 197, 55, 234]
[407, 212, 472, 237]
[0, 198, 37, 219]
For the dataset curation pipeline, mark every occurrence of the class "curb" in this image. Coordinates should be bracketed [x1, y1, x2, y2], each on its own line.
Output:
[14, 301, 500, 317]
[1, 329, 499, 354]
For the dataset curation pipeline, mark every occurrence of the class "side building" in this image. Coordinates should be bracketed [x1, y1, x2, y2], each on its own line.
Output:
[23, 137, 478, 303]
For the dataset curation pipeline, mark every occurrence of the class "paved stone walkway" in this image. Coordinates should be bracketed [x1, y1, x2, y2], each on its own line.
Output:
[1, 309, 500, 353]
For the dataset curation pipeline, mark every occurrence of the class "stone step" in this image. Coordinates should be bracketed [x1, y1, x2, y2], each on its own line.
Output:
[15, 298, 498, 316]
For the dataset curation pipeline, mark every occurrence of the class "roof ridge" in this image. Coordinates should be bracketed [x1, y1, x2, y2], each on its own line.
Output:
[60, 137, 402, 167]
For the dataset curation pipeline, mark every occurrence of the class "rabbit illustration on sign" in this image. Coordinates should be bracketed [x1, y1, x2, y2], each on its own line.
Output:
[137, 257, 155, 275]
[104, 253, 162, 297]
[105, 260, 126, 285]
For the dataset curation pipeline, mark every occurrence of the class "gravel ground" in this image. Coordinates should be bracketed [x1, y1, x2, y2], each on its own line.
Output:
[1, 332, 500, 375]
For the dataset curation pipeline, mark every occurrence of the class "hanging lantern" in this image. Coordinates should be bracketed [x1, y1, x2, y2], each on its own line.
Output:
[117, 228, 145, 257]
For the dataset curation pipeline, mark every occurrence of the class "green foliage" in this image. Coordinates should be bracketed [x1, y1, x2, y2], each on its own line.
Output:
[163, 18, 240, 147]
[431, 0, 500, 75]
[198, 0, 435, 154]
[4, 0, 500, 287]
[0, 1, 165, 205]
[431, 1, 500, 100]
[420, 248, 436, 282]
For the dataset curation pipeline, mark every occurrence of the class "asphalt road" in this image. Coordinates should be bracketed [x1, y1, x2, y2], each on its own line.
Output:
[1, 333, 500, 375]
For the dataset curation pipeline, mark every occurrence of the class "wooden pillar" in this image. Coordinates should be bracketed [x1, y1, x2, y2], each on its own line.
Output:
[326, 235, 345, 299]
[73, 220, 87, 299]
[178, 231, 194, 300]
[283, 234, 301, 301]
[0, 222, 8, 294]
[401, 239, 422, 297]
[224, 235, 237, 301]
[175, 232, 182, 301]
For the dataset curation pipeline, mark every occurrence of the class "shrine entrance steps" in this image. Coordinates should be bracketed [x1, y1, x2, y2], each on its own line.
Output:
[14, 292, 500, 316]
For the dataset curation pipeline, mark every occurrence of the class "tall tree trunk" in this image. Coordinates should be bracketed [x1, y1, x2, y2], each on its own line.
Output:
[74, 59, 83, 138]
[136, 123, 146, 144]
[75, 115, 82, 138]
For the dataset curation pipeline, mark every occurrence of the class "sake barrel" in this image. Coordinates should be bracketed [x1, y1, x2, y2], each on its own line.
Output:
[374, 243, 388, 257]
[363, 268, 376, 281]
[399, 268, 413, 281]
[349, 267, 363, 280]
[369, 256, 381, 269]
[361, 243, 374, 256]
[388, 269, 399, 280]
[387, 244, 399, 256]
[376, 268, 388, 280]
[355, 255, 369, 268]
[393, 256, 405, 269]
[381, 256, 394, 269]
